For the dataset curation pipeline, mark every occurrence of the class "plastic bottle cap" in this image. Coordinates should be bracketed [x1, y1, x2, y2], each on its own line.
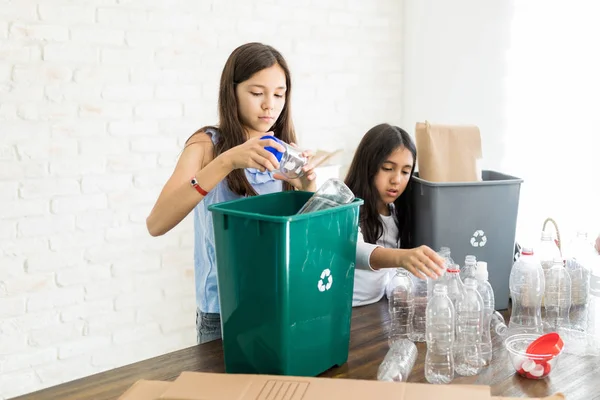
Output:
[475, 261, 488, 280]
[446, 264, 460, 273]
[521, 248, 534, 256]
[261, 135, 284, 162]
[526, 332, 564, 359]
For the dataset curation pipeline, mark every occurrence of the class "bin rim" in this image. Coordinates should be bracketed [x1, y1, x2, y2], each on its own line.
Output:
[207, 190, 364, 223]
[413, 170, 523, 188]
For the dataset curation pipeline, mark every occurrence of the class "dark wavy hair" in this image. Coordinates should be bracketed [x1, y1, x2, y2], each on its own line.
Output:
[345, 123, 417, 248]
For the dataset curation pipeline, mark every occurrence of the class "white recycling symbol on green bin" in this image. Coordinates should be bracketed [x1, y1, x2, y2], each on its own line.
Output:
[317, 268, 333, 292]
[470, 229, 487, 247]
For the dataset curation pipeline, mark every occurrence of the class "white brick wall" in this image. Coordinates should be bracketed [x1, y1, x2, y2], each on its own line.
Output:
[0, 0, 403, 398]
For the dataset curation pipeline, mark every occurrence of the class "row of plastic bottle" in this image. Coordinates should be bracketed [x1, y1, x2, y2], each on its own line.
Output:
[508, 231, 600, 355]
[379, 249, 509, 383]
[378, 231, 600, 383]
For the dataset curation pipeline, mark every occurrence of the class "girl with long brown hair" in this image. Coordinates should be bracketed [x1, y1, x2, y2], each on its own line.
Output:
[146, 43, 317, 343]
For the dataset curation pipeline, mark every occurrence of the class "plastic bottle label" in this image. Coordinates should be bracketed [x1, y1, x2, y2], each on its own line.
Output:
[590, 273, 600, 298]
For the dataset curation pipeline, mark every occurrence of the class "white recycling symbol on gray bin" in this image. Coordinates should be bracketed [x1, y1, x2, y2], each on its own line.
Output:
[317, 268, 333, 292]
[470, 229, 487, 247]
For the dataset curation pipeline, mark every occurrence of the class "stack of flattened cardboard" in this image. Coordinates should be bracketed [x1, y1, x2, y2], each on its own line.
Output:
[118, 371, 564, 400]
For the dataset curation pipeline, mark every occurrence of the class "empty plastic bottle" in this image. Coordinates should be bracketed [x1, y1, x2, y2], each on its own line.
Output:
[296, 178, 355, 214]
[443, 264, 465, 310]
[439, 246, 456, 267]
[425, 284, 455, 384]
[491, 311, 508, 336]
[409, 274, 428, 343]
[428, 248, 451, 297]
[377, 339, 418, 382]
[539, 231, 561, 270]
[387, 269, 415, 346]
[587, 252, 600, 354]
[564, 231, 594, 330]
[543, 258, 572, 332]
[538, 231, 561, 308]
[454, 278, 484, 376]
[460, 255, 477, 283]
[263, 135, 307, 179]
[474, 261, 494, 366]
[508, 248, 545, 335]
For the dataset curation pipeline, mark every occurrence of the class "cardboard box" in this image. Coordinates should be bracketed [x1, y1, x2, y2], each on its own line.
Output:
[118, 380, 172, 400]
[118, 372, 565, 400]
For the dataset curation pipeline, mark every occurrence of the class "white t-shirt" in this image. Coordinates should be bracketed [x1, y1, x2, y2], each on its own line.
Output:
[352, 212, 402, 307]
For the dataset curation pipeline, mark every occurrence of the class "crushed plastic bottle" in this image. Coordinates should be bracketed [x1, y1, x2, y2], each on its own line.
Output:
[377, 339, 418, 382]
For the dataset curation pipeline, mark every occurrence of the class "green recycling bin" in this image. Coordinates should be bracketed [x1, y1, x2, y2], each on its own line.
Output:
[208, 190, 363, 376]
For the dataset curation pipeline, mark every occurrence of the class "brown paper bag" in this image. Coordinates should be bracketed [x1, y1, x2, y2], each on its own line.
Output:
[415, 121, 482, 182]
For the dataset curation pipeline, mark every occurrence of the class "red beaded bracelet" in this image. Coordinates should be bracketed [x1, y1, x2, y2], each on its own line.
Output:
[190, 177, 208, 196]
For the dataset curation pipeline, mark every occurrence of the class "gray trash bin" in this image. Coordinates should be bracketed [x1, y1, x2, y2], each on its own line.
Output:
[410, 170, 523, 310]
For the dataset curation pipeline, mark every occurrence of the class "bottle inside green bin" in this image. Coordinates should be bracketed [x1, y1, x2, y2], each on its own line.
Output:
[297, 178, 355, 214]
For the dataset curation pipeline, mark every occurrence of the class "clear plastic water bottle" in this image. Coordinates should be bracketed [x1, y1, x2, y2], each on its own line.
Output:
[474, 261, 494, 366]
[377, 338, 418, 382]
[539, 231, 561, 270]
[587, 252, 600, 353]
[538, 231, 561, 308]
[425, 284, 455, 384]
[262, 135, 307, 179]
[443, 264, 465, 310]
[543, 258, 572, 332]
[409, 275, 428, 343]
[508, 248, 545, 335]
[296, 178, 355, 214]
[460, 255, 477, 283]
[564, 231, 594, 330]
[454, 278, 484, 376]
[387, 269, 415, 346]
[428, 248, 451, 297]
[491, 310, 508, 336]
[439, 246, 455, 267]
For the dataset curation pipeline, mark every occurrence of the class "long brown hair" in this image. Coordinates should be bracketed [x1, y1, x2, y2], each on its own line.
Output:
[345, 124, 417, 248]
[194, 42, 296, 196]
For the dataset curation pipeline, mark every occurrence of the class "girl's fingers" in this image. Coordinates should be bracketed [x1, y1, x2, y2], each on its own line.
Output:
[258, 138, 286, 153]
[301, 149, 314, 158]
[416, 260, 438, 280]
[304, 172, 316, 181]
[251, 154, 278, 172]
[256, 148, 280, 169]
[423, 246, 446, 269]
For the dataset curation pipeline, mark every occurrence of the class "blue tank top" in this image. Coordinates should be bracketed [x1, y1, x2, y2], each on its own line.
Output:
[193, 128, 283, 313]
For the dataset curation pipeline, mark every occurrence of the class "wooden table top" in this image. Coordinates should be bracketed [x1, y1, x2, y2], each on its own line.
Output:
[13, 300, 599, 400]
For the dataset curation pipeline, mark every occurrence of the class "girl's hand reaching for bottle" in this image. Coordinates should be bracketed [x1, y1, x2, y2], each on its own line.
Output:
[398, 245, 446, 280]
